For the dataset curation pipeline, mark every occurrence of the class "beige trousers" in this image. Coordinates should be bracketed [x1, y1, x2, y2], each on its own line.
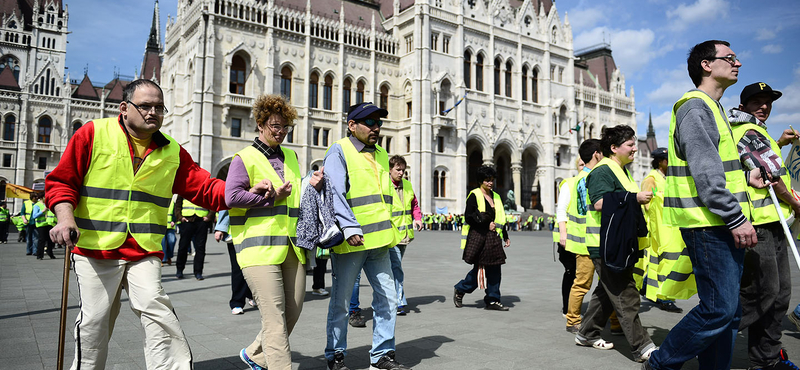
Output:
[242, 251, 306, 370]
[70, 254, 191, 370]
[566, 254, 620, 328]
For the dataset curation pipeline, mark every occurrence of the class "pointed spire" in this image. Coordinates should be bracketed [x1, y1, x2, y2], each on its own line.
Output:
[564, 11, 569, 26]
[647, 110, 655, 138]
[340, 1, 345, 22]
[146, 0, 161, 52]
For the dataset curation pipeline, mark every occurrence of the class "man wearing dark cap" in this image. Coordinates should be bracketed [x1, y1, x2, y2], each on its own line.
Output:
[322, 102, 410, 370]
[639, 148, 695, 314]
[729, 82, 800, 370]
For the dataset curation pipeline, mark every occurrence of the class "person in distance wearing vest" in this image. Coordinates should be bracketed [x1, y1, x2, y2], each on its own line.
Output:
[22, 192, 39, 255]
[46, 79, 227, 370]
[323, 102, 410, 370]
[32, 193, 56, 260]
[574, 125, 656, 362]
[0, 201, 10, 244]
[175, 195, 212, 280]
[225, 94, 307, 370]
[644, 40, 770, 370]
[729, 82, 800, 370]
[387, 155, 422, 316]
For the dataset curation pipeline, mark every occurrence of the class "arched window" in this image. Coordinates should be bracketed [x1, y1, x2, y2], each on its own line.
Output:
[433, 170, 440, 197]
[494, 58, 502, 95]
[280, 66, 292, 100]
[379, 84, 389, 110]
[0, 55, 20, 81]
[343, 78, 352, 110]
[505, 60, 512, 97]
[439, 171, 447, 197]
[3, 115, 15, 141]
[72, 121, 82, 136]
[229, 54, 247, 94]
[37, 116, 52, 143]
[356, 80, 365, 104]
[463, 51, 471, 89]
[532, 68, 539, 103]
[309, 72, 319, 108]
[323, 74, 333, 110]
[476, 54, 484, 91]
[521, 66, 528, 101]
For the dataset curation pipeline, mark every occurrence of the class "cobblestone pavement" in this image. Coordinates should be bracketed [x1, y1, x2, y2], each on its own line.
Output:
[2, 229, 799, 369]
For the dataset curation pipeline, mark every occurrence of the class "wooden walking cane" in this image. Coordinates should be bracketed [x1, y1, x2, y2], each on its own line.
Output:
[57, 230, 78, 370]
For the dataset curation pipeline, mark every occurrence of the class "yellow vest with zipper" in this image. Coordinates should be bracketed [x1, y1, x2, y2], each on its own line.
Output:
[664, 91, 751, 227]
[73, 117, 179, 251]
[565, 170, 591, 256]
[229, 145, 305, 269]
[332, 137, 398, 254]
[731, 123, 792, 225]
[392, 178, 416, 242]
[460, 188, 506, 249]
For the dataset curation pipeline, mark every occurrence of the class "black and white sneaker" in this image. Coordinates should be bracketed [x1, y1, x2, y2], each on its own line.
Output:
[328, 352, 350, 370]
[370, 351, 411, 370]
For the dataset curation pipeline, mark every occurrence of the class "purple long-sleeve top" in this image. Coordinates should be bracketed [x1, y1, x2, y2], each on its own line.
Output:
[225, 146, 288, 208]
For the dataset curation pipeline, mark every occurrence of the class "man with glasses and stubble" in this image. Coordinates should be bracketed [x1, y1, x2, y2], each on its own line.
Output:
[322, 102, 411, 370]
[45, 79, 227, 370]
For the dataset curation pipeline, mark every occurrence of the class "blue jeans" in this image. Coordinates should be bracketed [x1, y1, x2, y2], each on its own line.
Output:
[161, 229, 176, 261]
[26, 224, 38, 255]
[649, 227, 745, 370]
[350, 272, 362, 312]
[389, 245, 407, 307]
[454, 264, 502, 304]
[325, 248, 397, 363]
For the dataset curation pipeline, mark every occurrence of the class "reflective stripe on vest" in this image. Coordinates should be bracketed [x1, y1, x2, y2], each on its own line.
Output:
[391, 178, 416, 241]
[73, 117, 179, 251]
[460, 188, 506, 249]
[34, 203, 48, 227]
[664, 91, 750, 227]
[46, 210, 56, 227]
[731, 122, 792, 225]
[0, 208, 9, 222]
[182, 199, 209, 217]
[229, 145, 305, 269]
[331, 138, 398, 254]
[565, 171, 591, 255]
[23, 199, 32, 221]
[585, 158, 641, 251]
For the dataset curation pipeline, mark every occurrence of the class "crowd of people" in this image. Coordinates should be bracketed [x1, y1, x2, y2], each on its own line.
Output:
[24, 38, 800, 370]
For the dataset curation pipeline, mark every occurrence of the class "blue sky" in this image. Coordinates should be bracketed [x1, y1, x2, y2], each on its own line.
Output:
[66, 0, 800, 146]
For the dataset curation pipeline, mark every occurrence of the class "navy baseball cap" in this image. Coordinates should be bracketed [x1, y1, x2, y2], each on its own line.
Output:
[740, 82, 782, 105]
[651, 147, 667, 159]
[347, 102, 388, 122]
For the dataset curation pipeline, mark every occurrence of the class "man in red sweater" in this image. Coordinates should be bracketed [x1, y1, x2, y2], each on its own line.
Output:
[46, 79, 227, 370]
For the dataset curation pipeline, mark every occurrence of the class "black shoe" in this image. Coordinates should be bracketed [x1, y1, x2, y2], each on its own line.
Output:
[657, 300, 683, 313]
[327, 352, 350, 370]
[453, 288, 464, 308]
[369, 351, 411, 370]
[36, 257, 43, 260]
[349, 311, 366, 328]
[49, 256, 56, 259]
[760, 360, 800, 370]
[781, 348, 790, 361]
[176, 272, 185, 279]
[484, 301, 509, 311]
[195, 274, 204, 281]
[397, 306, 407, 316]
[25, 253, 32, 255]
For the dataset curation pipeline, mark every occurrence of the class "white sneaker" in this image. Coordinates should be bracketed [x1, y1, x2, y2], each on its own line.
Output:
[312, 288, 330, 296]
[231, 307, 244, 315]
[636, 346, 657, 362]
[247, 298, 257, 307]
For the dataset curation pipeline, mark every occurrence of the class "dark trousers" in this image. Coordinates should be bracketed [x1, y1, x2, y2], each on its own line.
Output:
[176, 219, 209, 276]
[454, 264, 502, 304]
[17, 227, 25, 242]
[313, 257, 328, 289]
[226, 242, 252, 308]
[578, 258, 653, 357]
[36, 225, 54, 259]
[558, 245, 576, 314]
[0, 221, 8, 242]
[739, 222, 791, 368]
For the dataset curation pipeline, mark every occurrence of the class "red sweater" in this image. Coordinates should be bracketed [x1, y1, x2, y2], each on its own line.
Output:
[45, 116, 228, 261]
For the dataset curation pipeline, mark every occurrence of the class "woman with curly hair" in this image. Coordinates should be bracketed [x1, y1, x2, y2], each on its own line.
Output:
[225, 94, 306, 370]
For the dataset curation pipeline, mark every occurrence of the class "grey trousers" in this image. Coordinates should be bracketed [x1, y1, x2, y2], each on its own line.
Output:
[577, 258, 654, 358]
[740, 222, 792, 368]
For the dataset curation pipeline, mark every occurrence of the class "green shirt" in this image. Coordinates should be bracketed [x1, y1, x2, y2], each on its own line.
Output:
[586, 165, 629, 205]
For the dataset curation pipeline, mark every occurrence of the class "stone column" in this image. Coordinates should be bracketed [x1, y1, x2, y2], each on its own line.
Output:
[511, 162, 522, 209]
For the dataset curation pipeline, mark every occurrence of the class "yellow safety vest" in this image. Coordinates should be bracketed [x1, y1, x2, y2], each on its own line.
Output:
[332, 138, 398, 254]
[46, 210, 57, 227]
[392, 178, 416, 242]
[664, 91, 751, 227]
[167, 198, 176, 230]
[565, 169, 592, 255]
[229, 145, 305, 268]
[182, 199, 209, 217]
[23, 199, 33, 224]
[460, 188, 506, 249]
[731, 123, 792, 225]
[0, 207, 9, 222]
[34, 202, 48, 227]
[73, 117, 179, 251]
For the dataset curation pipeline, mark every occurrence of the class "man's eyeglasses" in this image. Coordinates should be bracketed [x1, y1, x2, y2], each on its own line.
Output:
[267, 124, 293, 133]
[359, 118, 383, 128]
[127, 101, 168, 115]
[708, 55, 739, 65]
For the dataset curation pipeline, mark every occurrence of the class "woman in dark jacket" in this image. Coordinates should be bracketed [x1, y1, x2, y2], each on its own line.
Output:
[453, 166, 511, 311]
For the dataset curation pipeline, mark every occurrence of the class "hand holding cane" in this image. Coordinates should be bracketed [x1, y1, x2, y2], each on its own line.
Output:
[57, 230, 78, 370]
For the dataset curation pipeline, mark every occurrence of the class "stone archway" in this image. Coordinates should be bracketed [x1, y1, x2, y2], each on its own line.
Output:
[466, 138, 484, 192]
[521, 146, 540, 211]
[493, 143, 513, 206]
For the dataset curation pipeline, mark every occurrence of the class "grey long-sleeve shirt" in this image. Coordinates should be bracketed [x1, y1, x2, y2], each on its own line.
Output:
[673, 89, 746, 229]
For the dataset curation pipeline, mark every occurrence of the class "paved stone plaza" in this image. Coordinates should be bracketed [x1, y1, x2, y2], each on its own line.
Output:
[2, 229, 799, 370]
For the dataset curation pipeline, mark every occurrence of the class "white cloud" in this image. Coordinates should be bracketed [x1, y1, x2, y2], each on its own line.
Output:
[566, 7, 606, 32]
[666, 0, 730, 31]
[755, 27, 778, 41]
[645, 67, 695, 105]
[762, 44, 783, 54]
[574, 27, 665, 75]
[769, 64, 800, 126]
